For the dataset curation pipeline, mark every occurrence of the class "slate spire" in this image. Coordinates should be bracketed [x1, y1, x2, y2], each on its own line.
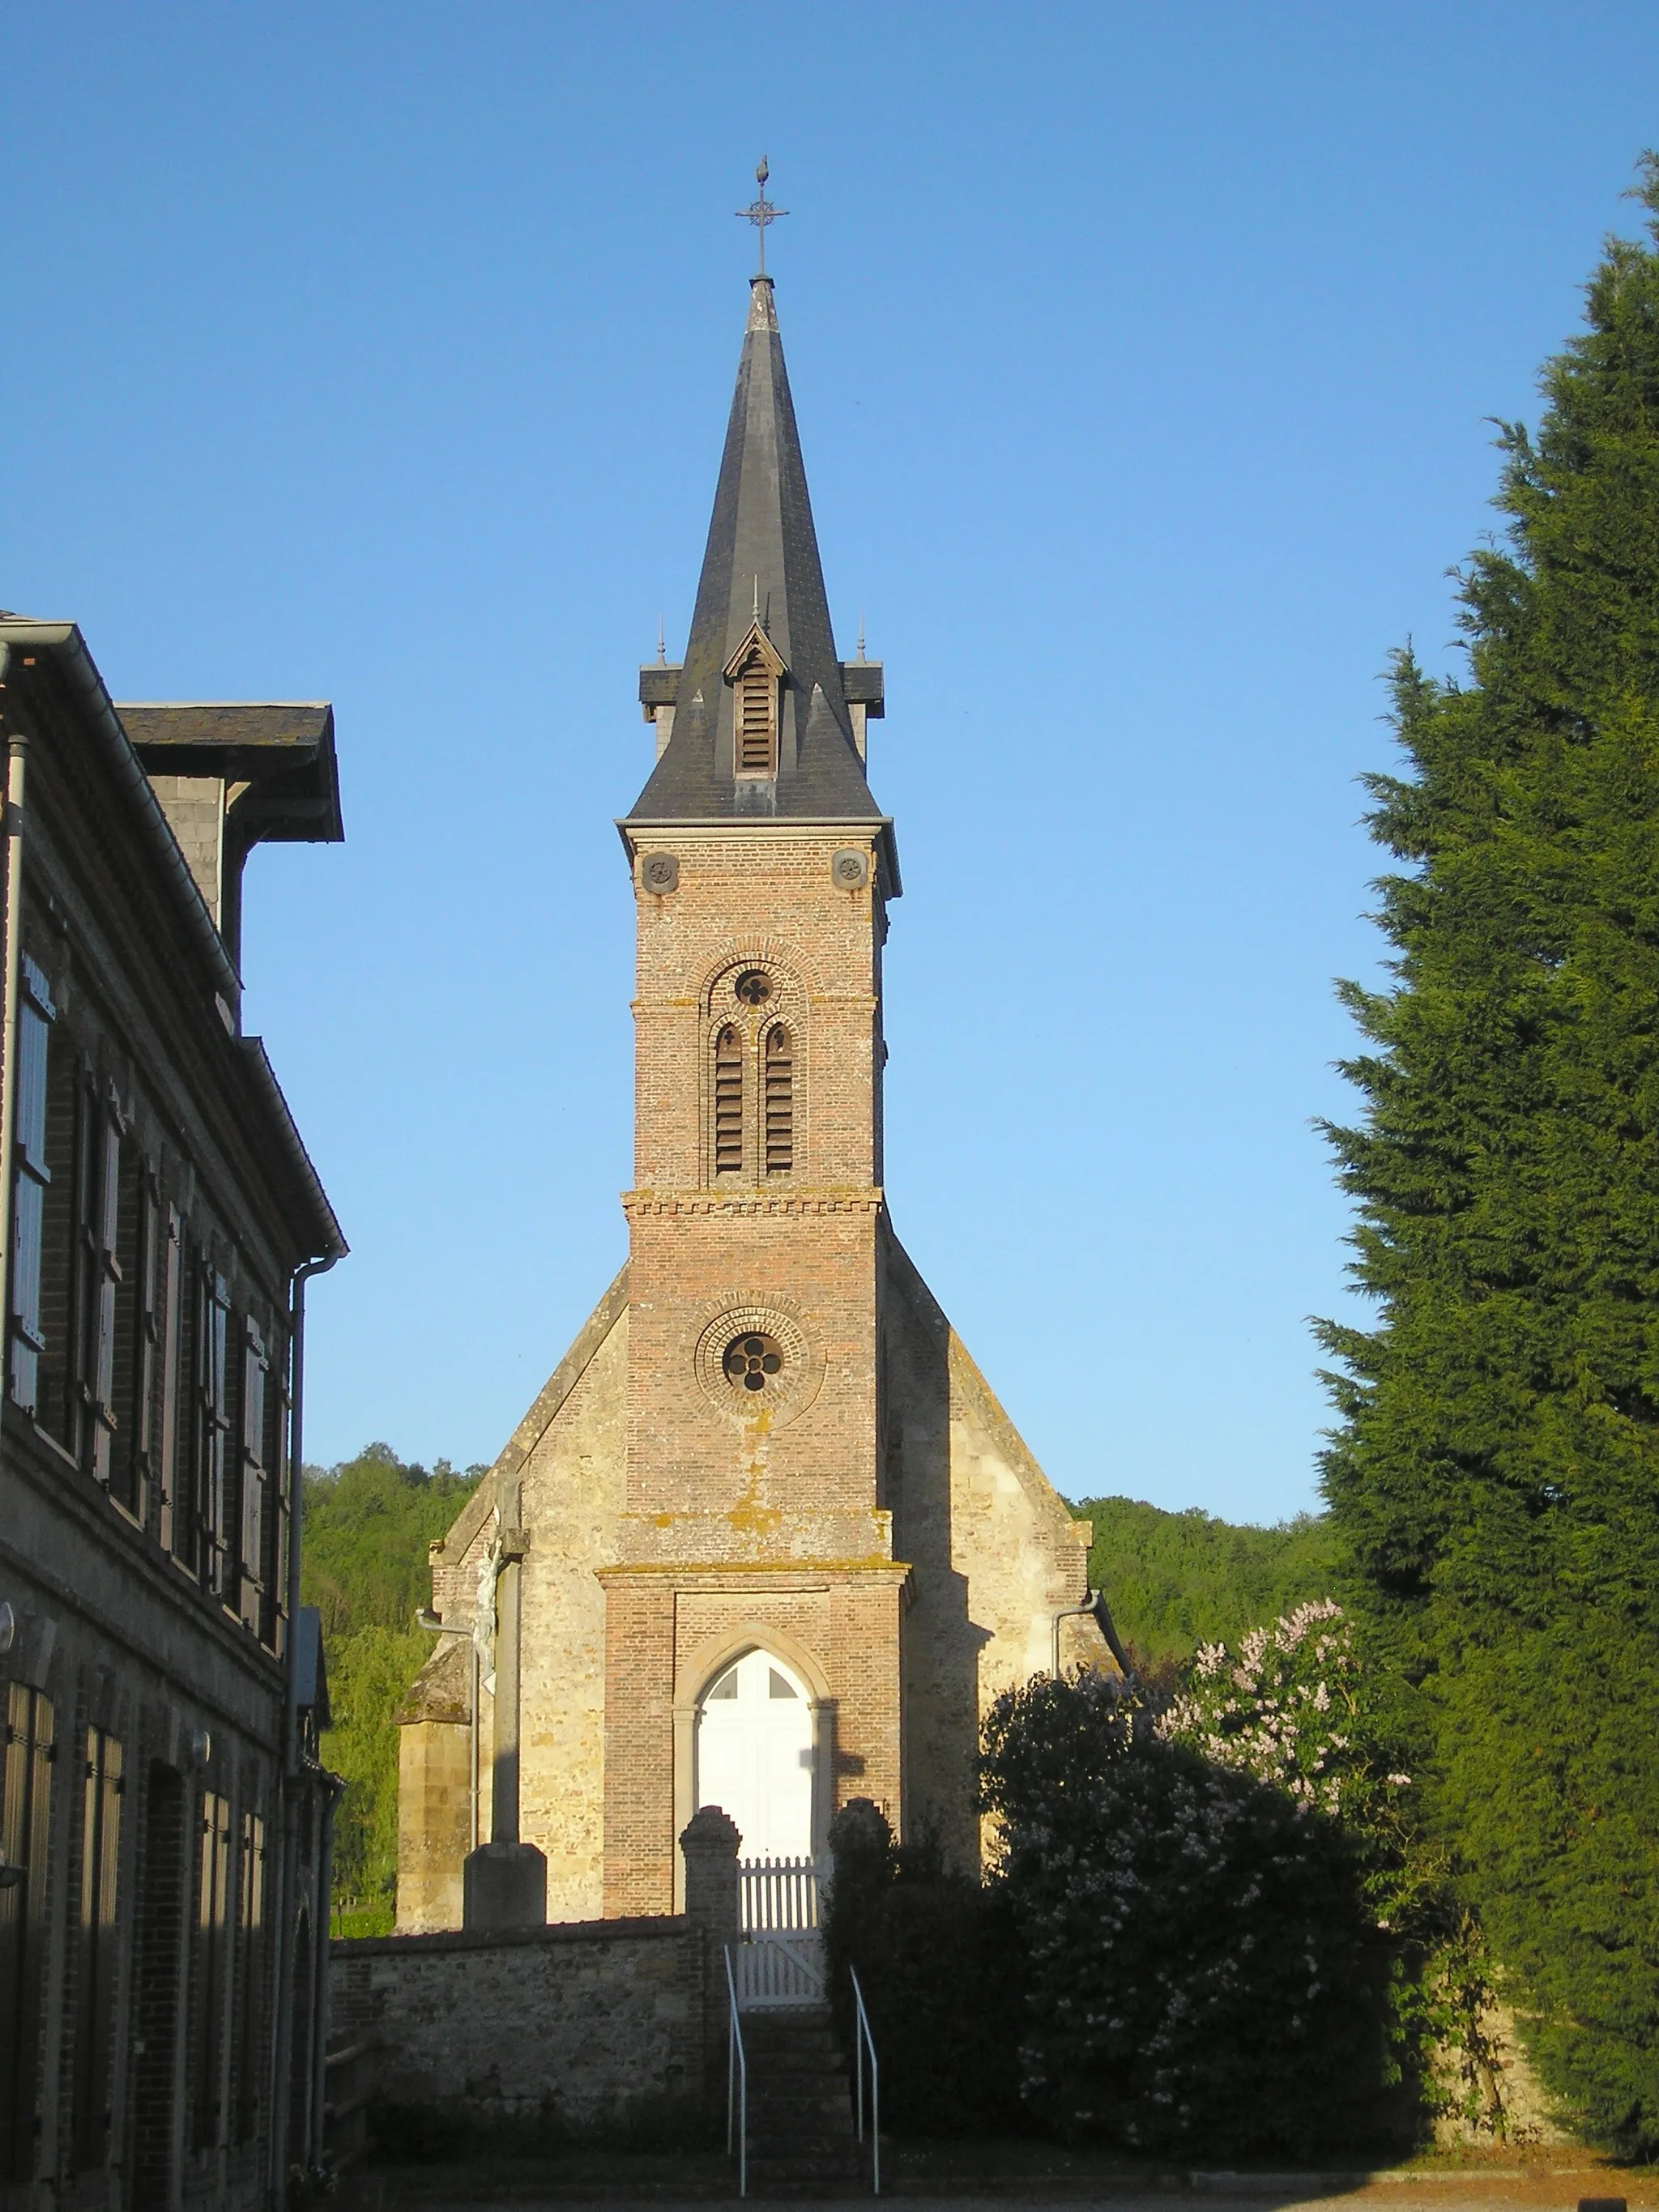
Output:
[627, 275, 881, 823]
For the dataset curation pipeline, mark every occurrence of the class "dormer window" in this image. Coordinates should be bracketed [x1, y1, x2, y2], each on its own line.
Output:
[723, 622, 786, 781]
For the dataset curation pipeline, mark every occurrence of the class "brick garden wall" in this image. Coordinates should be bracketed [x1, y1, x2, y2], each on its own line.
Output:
[329, 1916, 712, 2130]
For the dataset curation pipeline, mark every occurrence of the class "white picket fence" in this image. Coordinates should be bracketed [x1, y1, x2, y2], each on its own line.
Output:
[732, 1856, 825, 2010]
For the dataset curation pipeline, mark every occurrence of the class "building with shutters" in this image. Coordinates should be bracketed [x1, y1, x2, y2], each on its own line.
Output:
[395, 265, 1113, 1935]
[0, 620, 347, 2211]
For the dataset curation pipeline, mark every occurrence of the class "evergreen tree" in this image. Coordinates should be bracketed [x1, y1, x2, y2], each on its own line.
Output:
[1320, 160, 1659, 2152]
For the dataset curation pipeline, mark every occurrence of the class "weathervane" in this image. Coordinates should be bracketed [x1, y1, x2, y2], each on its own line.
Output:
[736, 156, 788, 275]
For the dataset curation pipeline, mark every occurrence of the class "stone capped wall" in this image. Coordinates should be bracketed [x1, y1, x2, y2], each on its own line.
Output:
[330, 1916, 710, 2129]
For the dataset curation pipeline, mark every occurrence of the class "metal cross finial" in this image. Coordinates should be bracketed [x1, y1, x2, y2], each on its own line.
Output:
[736, 155, 788, 275]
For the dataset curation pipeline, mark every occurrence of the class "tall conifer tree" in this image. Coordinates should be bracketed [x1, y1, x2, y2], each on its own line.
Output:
[1320, 160, 1659, 2151]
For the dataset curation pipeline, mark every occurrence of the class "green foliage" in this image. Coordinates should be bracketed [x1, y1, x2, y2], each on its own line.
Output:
[822, 1803, 1026, 2137]
[1319, 157, 1659, 2154]
[979, 1663, 1400, 2159]
[300, 1443, 483, 1915]
[1069, 1494, 1341, 1662]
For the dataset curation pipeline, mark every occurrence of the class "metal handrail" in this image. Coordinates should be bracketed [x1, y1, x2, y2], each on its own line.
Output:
[724, 1944, 748, 2198]
[848, 1963, 880, 2195]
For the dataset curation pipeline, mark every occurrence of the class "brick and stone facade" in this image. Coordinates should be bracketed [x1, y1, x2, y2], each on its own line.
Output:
[397, 270, 1108, 1930]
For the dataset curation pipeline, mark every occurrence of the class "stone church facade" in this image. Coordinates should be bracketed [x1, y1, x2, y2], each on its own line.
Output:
[396, 269, 1109, 1933]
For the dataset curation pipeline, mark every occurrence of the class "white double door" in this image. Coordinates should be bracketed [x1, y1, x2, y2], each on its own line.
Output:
[694, 1647, 815, 1862]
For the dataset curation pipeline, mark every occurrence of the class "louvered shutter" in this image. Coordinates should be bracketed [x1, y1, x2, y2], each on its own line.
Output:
[714, 1027, 744, 1174]
[764, 1026, 794, 1174]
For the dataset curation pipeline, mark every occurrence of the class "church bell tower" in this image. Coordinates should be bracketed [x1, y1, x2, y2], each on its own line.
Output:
[396, 224, 1103, 1939]
[606, 266, 905, 1913]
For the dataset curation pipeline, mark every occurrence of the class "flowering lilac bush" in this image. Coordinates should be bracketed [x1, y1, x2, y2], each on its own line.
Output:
[1159, 1599, 1415, 1836]
[978, 1636, 1403, 2155]
[1159, 1603, 1507, 2133]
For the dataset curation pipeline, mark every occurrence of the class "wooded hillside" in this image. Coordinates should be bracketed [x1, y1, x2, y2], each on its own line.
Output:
[300, 1443, 484, 1932]
[1070, 1494, 1341, 1664]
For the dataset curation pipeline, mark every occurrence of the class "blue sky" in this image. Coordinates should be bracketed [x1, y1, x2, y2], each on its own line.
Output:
[4, 2, 1657, 1519]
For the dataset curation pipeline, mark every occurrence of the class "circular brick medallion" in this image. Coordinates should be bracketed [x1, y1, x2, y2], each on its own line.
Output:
[693, 1301, 823, 1426]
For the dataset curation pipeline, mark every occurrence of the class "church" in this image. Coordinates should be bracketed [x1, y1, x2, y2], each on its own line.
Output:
[395, 237, 1111, 1933]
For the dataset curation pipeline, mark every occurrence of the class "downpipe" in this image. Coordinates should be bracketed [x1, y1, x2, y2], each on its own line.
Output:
[0, 648, 28, 1399]
[267, 1250, 340, 2210]
[310, 1775, 342, 2166]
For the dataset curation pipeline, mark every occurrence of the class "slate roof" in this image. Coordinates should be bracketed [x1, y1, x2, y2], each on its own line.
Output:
[118, 701, 343, 845]
[626, 276, 884, 825]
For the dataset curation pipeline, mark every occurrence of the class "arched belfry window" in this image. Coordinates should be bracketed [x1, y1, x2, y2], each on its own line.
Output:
[723, 622, 785, 781]
[714, 1026, 744, 1175]
[764, 1026, 794, 1174]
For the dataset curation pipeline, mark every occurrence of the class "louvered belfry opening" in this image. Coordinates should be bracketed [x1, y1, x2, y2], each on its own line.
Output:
[765, 1025, 794, 1174]
[735, 649, 778, 777]
[714, 1026, 744, 1175]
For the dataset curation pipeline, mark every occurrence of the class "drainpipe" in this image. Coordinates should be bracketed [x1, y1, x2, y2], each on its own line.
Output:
[0, 649, 28, 1391]
[268, 1250, 339, 2208]
[1051, 1589, 1139, 1682]
[1051, 1596, 1095, 1680]
[309, 1775, 342, 2167]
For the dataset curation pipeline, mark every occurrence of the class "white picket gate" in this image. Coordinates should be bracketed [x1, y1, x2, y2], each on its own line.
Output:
[731, 1856, 825, 2010]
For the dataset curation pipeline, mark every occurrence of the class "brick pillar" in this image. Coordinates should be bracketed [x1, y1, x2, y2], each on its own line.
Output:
[680, 1804, 740, 1950]
[679, 1804, 740, 2103]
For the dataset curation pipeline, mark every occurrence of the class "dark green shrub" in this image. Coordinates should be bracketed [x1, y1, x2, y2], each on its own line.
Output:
[823, 1802, 1025, 2137]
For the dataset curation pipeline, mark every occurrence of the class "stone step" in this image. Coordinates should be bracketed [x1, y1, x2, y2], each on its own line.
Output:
[752, 2088, 858, 2123]
[736, 2004, 864, 2195]
[746, 2157, 864, 2190]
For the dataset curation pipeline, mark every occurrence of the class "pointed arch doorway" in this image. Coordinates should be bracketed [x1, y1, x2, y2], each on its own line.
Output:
[693, 1648, 814, 1862]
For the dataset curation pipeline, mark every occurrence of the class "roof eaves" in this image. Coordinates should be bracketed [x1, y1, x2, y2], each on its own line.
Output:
[237, 1038, 348, 1264]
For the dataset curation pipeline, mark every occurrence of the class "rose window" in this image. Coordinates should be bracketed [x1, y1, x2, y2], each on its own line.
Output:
[723, 1332, 785, 1392]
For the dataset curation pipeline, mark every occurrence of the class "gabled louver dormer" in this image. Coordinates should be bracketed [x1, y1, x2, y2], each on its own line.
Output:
[724, 621, 785, 779]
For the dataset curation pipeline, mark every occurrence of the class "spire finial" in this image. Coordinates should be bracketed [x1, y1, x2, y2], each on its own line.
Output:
[857, 611, 867, 663]
[736, 155, 788, 276]
[656, 614, 667, 665]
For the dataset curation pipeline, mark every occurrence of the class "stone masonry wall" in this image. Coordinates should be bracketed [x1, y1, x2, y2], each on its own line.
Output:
[330, 1916, 710, 2129]
[883, 1231, 1110, 1870]
[517, 1304, 629, 1921]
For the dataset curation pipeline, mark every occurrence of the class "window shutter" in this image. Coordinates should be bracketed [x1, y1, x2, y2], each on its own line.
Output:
[239, 1322, 268, 1630]
[0, 1684, 56, 2184]
[764, 1026, 794, 1174]
[89, 1112, 121, 1485]
[71, 1728, 122, 2170]
[714, 1026, 744, 1175]
[157, 1211, 184, 1559]
[7, 961, 53, 1416]
[203, 1281, 232, 1599]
